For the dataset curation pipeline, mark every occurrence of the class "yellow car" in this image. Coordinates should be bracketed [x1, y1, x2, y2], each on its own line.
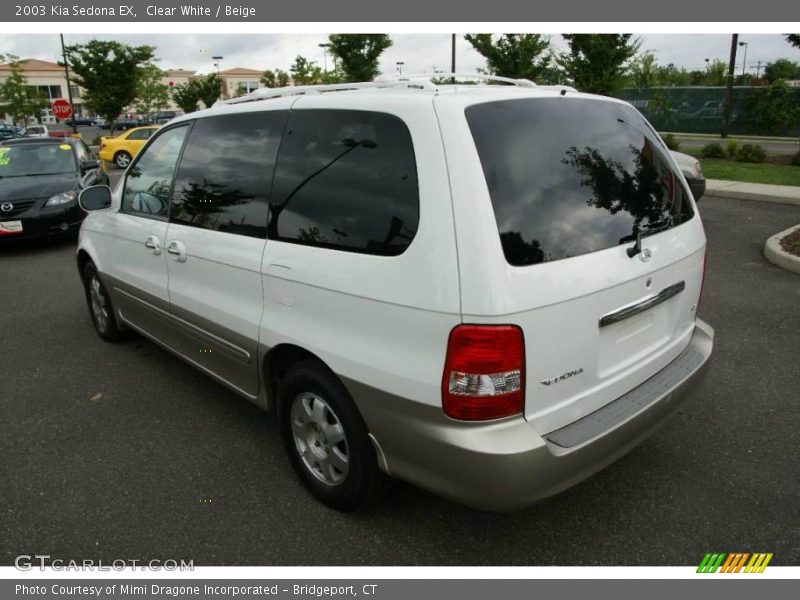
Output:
[98, 125, 159, 169]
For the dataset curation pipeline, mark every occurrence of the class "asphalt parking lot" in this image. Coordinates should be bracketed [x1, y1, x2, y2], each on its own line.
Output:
[1, 196, 798, 566]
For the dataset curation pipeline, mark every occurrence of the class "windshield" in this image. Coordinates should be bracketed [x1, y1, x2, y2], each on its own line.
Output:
[465, 97, 694, 267]
[0, 144, 76, 177]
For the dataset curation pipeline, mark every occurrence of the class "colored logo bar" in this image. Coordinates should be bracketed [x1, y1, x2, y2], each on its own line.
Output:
[697, 552, 773, 573]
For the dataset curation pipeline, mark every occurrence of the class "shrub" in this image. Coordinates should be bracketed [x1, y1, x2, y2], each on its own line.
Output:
[725, 140, 739, 158]
[735, 143, 767, 163]
[791, 151, 800, 167]
[662, 133, 680, 151]
[701, 142, 726, 158]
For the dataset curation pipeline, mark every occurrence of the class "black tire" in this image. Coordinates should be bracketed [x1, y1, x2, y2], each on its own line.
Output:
[277, 359, 391, 511]
[82, 262, 126, 342]
[114, 151, 132, 169]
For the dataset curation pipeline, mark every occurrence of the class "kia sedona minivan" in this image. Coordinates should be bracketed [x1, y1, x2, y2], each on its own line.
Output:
[76, 76, 714, 511]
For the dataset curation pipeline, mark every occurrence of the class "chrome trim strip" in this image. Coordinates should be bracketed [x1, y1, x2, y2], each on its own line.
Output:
[599, 281, 685, 328]
[117, 313, 259, 402]
[113, 286, 251, 362]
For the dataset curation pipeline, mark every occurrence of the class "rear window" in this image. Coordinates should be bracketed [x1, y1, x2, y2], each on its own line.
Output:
[466, 98, 694, 267]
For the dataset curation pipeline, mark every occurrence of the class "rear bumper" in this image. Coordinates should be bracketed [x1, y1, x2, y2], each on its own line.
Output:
[349, 318, 714, 511]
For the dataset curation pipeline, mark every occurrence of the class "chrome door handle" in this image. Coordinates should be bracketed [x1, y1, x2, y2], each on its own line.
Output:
[166, 240, 187, 263]
[144, 235, 161, 255]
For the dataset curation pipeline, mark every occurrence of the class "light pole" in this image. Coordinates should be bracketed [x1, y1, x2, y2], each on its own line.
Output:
[396, 61, 404, 76]
[705, 58, 710, 74]
[212, 55, 223, 75]
[738, 41, 748, 77]
[319, 43, 330, 72]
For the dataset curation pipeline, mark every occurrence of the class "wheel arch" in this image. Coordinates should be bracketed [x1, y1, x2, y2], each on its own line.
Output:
[262, 343, 328, 411]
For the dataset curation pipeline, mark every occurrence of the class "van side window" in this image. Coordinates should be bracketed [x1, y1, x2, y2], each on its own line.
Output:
[169, 111, 287, 238]
[121, 124, 189, 220]
[268, 109, 419, 256]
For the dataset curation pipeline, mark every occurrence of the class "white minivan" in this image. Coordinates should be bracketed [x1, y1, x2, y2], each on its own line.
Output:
[76, 75, 714, 511]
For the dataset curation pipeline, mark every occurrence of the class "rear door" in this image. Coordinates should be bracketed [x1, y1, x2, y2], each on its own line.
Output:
[164, 108, 288, 398]
[446, 94, 706, 434]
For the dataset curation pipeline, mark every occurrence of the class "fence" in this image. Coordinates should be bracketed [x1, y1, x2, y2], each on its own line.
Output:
[617, 86, 800, 137]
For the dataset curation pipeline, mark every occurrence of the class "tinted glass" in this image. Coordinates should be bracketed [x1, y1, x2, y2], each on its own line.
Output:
[127, 129, 153, 141]
[0, 144, 76, 176]
[122, 125, 189, 219]
[170, 111, 286, 238]
[466, 98, 695, 267]
[269, 109, 419, 256]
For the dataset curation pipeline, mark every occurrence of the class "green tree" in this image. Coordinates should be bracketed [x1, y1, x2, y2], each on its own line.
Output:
[65, 40, 155, 128]
[134, 63, 169, 121]
[688, 70, 706, 86]
[260, 68, 290, 88]
[705, 59, 728, 86]
[559, 34, 640, 95]
[0, 58, 48, 124]
[655, 64, 692, 87]
[764, 59, 800, 83]
[290, 55, 323, 85]
[464, 34, 552, 82]
[629, 51, 659, 88]
[171, 81, 201, 113]
[195, 73, 222, 108]
[327, 34, 392, 82]
[786, 34, 800, 49]
[743, 80, 800, 135]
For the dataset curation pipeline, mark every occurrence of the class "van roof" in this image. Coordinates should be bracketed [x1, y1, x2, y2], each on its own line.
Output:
[170, 74, 630, 123]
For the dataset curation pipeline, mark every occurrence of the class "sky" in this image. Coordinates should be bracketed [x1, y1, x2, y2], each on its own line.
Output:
[0, 33, 797, 77]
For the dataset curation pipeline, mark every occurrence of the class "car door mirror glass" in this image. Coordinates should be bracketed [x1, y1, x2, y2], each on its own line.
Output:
[79, 185, 112, 211]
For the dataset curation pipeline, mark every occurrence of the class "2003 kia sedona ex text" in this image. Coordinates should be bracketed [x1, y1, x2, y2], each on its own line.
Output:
[75, 75, 714, 511]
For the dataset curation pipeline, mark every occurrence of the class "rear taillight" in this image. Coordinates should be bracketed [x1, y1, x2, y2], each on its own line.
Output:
[441, 325, 525, 421]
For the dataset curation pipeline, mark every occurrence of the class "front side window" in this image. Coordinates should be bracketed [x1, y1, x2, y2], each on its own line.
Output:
[170, 111, 287, 238]
[121, 124, 189, 219]
[466, 98, 695, 267]
[269, 109, 419, 256]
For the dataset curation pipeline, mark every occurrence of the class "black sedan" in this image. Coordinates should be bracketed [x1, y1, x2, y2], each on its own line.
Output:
[0, 138, 109, 240]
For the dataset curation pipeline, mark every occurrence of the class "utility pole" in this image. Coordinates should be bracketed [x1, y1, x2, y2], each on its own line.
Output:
[451, 34, 456, 84]
[756, 60, 763, 79]
[721, 33, 738, 139]
[59, 34, 77, 134]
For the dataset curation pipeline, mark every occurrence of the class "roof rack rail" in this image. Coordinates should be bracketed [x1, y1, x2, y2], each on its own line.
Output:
[223, 78, 437, 105]
[222, 72, 538, 105]
[388, 72, 536, 87]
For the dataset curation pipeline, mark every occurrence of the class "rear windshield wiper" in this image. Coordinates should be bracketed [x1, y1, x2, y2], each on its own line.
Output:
[624, 218, 673, 258]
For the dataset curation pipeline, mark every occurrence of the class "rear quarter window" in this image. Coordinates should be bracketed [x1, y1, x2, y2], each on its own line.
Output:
[465, 97, 694, 267]
[268, 109, 419, 256]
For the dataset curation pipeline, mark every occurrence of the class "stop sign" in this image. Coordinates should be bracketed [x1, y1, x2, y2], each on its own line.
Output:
[51, 99, 72, 120]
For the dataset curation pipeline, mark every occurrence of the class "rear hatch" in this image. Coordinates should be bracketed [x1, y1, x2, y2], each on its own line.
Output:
[464, 95, 706, 435]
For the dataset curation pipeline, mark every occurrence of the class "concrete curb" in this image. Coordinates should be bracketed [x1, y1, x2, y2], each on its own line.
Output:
[764, 224, 800, 276]
[705, 179, 800, 207]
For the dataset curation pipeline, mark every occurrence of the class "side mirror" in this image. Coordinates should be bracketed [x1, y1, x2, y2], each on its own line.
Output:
[81, 159, 101, 174]
[79, 185, 112, 211]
